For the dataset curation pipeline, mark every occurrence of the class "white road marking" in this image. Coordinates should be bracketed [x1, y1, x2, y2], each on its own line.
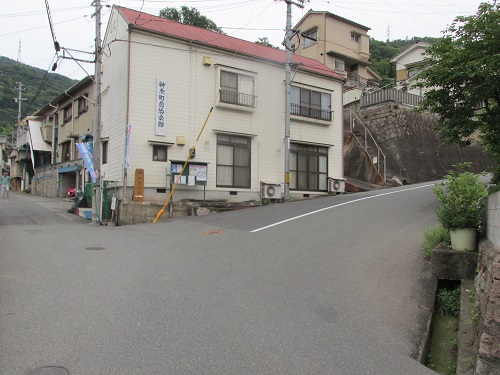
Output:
[250, 183, 435, 233]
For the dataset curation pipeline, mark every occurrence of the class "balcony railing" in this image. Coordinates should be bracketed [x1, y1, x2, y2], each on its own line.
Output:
[220, 90, 256, 107]
[291, 103, 332, 121]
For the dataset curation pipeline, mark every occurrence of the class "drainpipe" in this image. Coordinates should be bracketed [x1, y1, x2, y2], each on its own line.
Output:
[64, 91, 76, 160]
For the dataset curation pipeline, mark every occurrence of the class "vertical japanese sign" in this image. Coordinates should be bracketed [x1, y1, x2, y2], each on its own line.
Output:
[76, 142, 97, 183]
[156, 78, 167, 136]
[125, 124, 131, 168]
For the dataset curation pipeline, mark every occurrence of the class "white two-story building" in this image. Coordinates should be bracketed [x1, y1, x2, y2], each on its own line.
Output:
[100, 6, 345, 203]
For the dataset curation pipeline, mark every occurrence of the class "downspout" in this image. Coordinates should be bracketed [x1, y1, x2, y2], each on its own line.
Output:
[48, 103, 59, 164]
[64, 90, 76, 159]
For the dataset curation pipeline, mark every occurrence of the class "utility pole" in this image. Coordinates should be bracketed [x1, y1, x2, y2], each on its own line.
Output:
[281, 0, 306, 201]
[91, 0, 102, 224]
[14, 82, 27, 189]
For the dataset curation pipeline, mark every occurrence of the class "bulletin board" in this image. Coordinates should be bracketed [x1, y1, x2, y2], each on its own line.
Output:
[170, 160, 208, 187]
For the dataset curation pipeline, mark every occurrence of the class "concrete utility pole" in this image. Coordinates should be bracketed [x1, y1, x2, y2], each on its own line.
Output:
[14, 82, 27, 190]
[282, 0, 306, 202]
[91, 0, 102, 224]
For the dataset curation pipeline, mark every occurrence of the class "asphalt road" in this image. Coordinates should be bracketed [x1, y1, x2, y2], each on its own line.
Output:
[0, 185, 439, 374]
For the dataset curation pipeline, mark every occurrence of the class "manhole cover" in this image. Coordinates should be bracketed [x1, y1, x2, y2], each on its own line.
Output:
[85, 246, 105, 251]
[25, 367, 69, 375]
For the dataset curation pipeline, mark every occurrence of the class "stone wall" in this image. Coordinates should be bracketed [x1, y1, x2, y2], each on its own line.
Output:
[344, 104, 492, 184]
[474, 240, 500, 374]
[31, 164, 59, 198]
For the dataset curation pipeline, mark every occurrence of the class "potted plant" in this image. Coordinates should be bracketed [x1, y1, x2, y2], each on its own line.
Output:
[433, 163, 488, 251]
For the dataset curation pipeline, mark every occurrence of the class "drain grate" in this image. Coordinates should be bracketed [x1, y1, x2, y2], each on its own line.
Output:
[25, 367, 69, 375]
[85, 246, 105, 251]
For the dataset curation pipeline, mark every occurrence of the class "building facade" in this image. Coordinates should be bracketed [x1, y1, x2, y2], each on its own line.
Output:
[100, 6, 345, 203]
[390, 42, 430, 96]
[291, 10, 381, 100]
[28, 77, 94, 197]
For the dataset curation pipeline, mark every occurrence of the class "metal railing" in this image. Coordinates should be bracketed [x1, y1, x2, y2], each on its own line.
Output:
[219, 90, 256, 107]
[360, 89, 422, 108]
[347, 110, 386, 182]
[291, 103, 332, 121]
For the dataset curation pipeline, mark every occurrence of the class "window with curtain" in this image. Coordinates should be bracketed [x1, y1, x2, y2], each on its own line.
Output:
[291, 86, 332, 121]
[220, 70, 256, 107]
[289, 144, 328, 192]
[61, 142, 71, 162]
[153, 145, 167, 162]
[216, 135, 251, 188]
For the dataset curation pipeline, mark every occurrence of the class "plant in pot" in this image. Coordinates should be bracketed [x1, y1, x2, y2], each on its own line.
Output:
[433, 163, 488, 251]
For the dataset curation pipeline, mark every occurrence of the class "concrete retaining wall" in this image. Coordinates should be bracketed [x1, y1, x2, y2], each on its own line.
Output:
[344, 104, 492, 184]
[487, 192, 500, 248]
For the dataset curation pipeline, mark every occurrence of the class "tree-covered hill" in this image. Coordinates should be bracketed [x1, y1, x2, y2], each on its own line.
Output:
[0, 56, 77, 135]
[369, 36, 440, 86]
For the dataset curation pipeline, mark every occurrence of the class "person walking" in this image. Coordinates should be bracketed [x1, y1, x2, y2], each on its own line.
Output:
[1, 171, 10, 198]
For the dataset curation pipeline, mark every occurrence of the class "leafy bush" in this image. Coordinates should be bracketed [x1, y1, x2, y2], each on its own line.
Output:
[437, 287, 461, 317]
[423, 225, 451, 258]
[433, 163, 489, 229]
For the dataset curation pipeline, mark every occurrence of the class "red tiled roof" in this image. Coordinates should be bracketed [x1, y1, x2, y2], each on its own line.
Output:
[116, 6, 343, 82]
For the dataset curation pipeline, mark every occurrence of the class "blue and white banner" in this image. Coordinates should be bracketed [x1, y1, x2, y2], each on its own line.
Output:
[76, 142, 97, 183]
[125, 124, 132, 169]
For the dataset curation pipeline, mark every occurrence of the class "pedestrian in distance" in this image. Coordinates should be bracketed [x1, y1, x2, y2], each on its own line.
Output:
[1, 171, 10, 198]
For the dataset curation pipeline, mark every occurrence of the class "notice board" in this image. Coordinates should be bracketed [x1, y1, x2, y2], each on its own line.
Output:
[170, 160, 208, 187]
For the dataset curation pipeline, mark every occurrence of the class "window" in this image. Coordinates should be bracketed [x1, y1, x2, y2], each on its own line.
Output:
[216, 135, 251, 188]
[291, 86, 332, 121]
[61, 142, 71, 162]
[63, 105, 72, 124]
[78, 95, 89, 115]
[220, 71, 256, 107]
[153, 145, 167, 162]
[351, 34, 360, 43]
[303, 29, 318, 48]
[335, 59, 345, 71]
[289, 144, 328, 192]
[102, 141, 108, 164]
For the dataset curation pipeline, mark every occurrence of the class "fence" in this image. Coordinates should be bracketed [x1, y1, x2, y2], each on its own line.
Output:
[360, 89, 422, 108]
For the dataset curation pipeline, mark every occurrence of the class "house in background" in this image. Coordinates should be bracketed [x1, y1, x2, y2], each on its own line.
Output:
[28, 76, 94, 197]
[390, 42, 430, 96]
[291, 10, 381, 105]
[100, 6, 344, 204]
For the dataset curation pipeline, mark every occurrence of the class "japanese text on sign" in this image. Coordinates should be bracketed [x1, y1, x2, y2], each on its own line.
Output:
[156, 78, 167, 136]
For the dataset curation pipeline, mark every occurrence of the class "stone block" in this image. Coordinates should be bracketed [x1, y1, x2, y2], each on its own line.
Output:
[431, 247, 478, 280]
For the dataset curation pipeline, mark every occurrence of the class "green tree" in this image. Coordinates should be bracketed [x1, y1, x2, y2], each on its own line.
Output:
[255, 37, 280, 49]
[417, 1, 500, 182]
[158, 6, 225, 34]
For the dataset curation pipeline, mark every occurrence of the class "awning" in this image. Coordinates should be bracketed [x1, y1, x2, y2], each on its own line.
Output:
[58, 165, 80, 174]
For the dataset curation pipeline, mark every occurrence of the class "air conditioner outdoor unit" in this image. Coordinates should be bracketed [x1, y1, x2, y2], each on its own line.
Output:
[328, 178, 346, 194]
[261, 182, 282, 199]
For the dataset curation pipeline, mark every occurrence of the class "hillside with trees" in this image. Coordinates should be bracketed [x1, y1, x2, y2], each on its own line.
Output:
[0, 56, 77, 135]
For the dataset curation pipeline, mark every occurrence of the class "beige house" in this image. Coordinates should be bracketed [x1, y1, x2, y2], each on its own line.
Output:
[28, 76, 95, 197]
[100, 6, 345, 203]
[390, 42, 430, 96]
[291, 10, 381, 96]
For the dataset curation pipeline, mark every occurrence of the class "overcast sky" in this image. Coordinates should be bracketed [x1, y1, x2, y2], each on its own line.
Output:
[1, 0, 483, 82]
